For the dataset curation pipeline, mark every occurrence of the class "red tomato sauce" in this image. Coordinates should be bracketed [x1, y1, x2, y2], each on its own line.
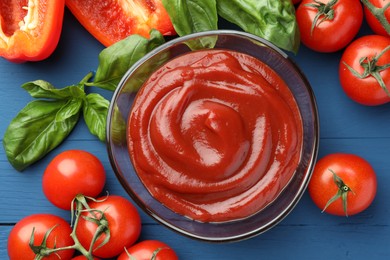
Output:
[127, 49, 303, 222]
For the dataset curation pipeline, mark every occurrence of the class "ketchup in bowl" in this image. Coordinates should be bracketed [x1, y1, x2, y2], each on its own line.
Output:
[127, 49, 303, 223]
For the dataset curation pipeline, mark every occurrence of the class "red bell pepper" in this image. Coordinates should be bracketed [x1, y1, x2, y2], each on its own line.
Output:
[65, 0, 176, 47]
[0, 1, 65, 63]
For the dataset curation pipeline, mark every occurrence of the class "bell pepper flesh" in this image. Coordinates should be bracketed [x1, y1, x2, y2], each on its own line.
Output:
[0, 0, 65, 63]
[65, 0, 176, 47]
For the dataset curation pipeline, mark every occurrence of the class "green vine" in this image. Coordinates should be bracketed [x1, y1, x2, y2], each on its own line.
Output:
[29, 195, 110, 260]
[361, 0, 390, 35]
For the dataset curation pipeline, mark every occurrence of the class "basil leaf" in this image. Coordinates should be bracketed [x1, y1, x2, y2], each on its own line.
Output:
[217, 0, 300, 53]
[162, 0, 218, 35]
[90, 29, 165, 91]
[162, 0, 218, 48]
[83, 93, 110, 141]
[3, 99, 82, 171]
[22, 80, 86, 100]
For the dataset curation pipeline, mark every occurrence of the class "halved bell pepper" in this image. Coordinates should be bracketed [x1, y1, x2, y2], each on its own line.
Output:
[65, 0, 176, 47]
[0, 0, 65, 62]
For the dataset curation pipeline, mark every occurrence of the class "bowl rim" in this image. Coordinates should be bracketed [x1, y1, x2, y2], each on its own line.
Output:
[106, 29, 320, 242]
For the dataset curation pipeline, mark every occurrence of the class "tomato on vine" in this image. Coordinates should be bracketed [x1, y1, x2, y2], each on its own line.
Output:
[296, 0, 363, 52]
[75, 195, 141, 258]
[118, 240, 179, 260]
[339, 35, 390, 106]
[308, 153, 377, 216]
[8, 214, 74, 260]
[362, 0, 390, 36]
[71, 256, 100, 260]
[42, 150, 106, 210]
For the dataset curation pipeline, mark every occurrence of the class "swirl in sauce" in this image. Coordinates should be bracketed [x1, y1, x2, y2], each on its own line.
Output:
[128, 49, 303, 222]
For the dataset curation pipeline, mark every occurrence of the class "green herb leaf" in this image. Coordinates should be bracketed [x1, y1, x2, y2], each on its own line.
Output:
[22, 80, 85, 99]
[90, 29, 165, 91]
[83, 93, 110, 141]
[162, 0, 218, 48]
[162, 0, 218, 35]
[217, 0, 300, 53]
[3, 99, 82, 171]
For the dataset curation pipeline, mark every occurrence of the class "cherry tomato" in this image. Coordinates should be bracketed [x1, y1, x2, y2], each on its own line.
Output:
[76, 195, 141, 258]
[8, 214, 74, 260]
[308, 153, 377, 216]
[363, 0, 390, 36]
[296, 0, 363, 52]
[42, 150, 106, 210]
[71, 256, 100, 260]
[118, 240, 179, 260]
[339, 35, 390, 106]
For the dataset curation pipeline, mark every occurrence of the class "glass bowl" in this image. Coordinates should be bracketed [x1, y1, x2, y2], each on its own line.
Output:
[106, 30, 319, 242]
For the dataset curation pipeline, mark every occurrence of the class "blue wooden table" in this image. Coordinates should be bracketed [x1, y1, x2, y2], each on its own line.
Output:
[1, 9, 389, 260]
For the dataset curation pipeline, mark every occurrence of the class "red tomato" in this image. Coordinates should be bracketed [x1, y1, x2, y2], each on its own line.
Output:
[71, 256, 100, 260]
[76, 195, 141, 258]
[65, 0, 175, 47]
[117, 240, 179, 260]
[0, 1, 65, 62]
[339, 35, 390, 106]
[292, 0, 302, 4]
[308, 153, 377, 216]
[363, 0, 390, 36]
[8, 214, 74, 260]
[296, 0, 363, 52]
[42, 150, 106, 210]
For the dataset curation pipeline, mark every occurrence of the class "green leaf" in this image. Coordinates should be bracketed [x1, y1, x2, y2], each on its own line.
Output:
[162, 0, 218, 48]
[3, 99, 82, 171]
[83, 93, 110, 141]
[22, 80, 86, 100]
[217, 0, 300, 53]
[90, 29, 165, 91]
[162, 0, 218, 35]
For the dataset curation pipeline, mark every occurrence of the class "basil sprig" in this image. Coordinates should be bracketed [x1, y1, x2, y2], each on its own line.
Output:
[3, 30, 165, 171]
[162, 0, 300, 53]
[217, 0, 299, 53]
[3, 79, 87, 171]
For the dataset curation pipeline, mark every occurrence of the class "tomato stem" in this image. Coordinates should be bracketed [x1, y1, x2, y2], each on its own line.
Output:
[124, 246, 167, 260]
[322, 169, 354, 217]
[361, 0, 390, 35]
[29, 195, 111, 260]
[343, 45, 390, 97]
[305, 0, 338, 36]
